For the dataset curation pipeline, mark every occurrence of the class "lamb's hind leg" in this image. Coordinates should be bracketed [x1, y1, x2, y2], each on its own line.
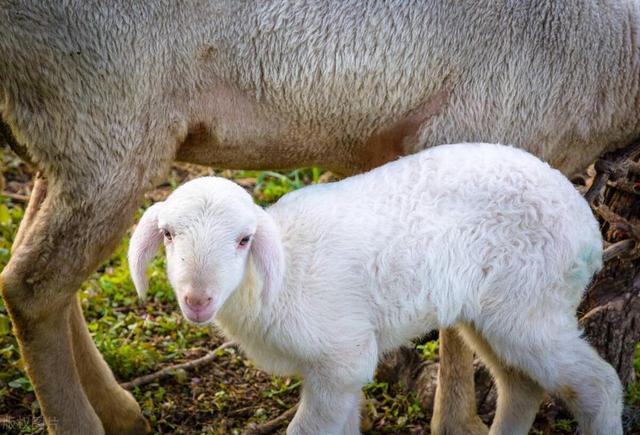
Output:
[431, 328, 488, 435]
[1, 175, 154, 434]
[457, 324, 545, 435]
[479, 318, 623, 435]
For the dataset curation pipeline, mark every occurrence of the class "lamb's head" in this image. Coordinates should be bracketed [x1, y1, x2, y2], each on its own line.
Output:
[128, 177, 284, 324]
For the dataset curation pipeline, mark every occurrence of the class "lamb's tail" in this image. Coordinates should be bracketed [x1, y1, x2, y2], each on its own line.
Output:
[566, 244, 603, 294]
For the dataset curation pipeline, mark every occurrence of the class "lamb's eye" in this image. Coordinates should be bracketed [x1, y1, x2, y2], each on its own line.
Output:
[238, 235, 251, 247]
[162, 229, 173, 241]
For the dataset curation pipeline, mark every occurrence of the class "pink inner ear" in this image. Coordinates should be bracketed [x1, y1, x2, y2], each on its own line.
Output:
[128, 202, 164, 299]
[251, 208, 284, 305]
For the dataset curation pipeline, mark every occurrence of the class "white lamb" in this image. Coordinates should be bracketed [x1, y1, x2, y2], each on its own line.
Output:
[128, 143, 622, 435]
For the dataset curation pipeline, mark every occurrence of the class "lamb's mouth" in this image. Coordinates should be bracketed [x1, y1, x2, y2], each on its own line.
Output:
[181, 303, 216, 325]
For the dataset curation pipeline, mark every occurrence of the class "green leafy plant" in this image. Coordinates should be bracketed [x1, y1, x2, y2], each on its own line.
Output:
[416, 340, 439, 361]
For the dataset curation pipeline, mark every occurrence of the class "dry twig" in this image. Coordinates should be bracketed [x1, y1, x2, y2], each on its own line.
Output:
[242, 404, 299, 435]
[584, 141, 640, 205]
[120, 341, 234, 390]
[594, 204, 640, 241]
[0, 191, 29, 202]
[603, 239, 636, 262]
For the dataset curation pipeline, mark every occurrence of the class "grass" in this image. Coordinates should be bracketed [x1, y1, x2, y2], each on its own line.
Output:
[0, 147, 639, 434]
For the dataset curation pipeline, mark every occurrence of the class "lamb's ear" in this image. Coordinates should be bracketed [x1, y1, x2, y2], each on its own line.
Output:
[128, 202, 164, 300]
[251, 206, 285, 305]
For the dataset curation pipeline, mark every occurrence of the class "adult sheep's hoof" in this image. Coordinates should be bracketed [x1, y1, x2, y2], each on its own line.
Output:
[104, 412, 151, 435]
[98, 390, 151, 435]
[430, 415, 489, 435]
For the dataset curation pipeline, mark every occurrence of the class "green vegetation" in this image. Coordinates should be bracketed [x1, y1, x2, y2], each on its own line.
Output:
[1, 148, 639, 434]
[416, 340, 439, 361]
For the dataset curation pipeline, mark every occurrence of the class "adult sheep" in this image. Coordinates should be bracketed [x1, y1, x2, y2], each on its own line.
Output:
[0, 1, 638, 434]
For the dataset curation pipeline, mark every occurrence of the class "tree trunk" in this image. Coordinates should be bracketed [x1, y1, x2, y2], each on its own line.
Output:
[580, 141, 640, 387]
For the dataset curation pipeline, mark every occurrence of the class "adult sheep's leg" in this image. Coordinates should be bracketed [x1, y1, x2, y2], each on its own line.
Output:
[0, 291, 99, 433]
[1, 178, 151, 434]
[11, 174, 46, 253]
[431, 328, 488, 435]
[7, 172, 149, 434]
[70, 297, 150, 434]
[457, 325, 545, 435]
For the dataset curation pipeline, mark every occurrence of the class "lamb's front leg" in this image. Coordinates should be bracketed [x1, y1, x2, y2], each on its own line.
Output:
[287, 376, 363, 435]
[288, 338, 377, 435]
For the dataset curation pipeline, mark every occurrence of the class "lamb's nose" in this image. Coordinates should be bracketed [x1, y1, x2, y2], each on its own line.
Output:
[185, 294, 213, 310]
